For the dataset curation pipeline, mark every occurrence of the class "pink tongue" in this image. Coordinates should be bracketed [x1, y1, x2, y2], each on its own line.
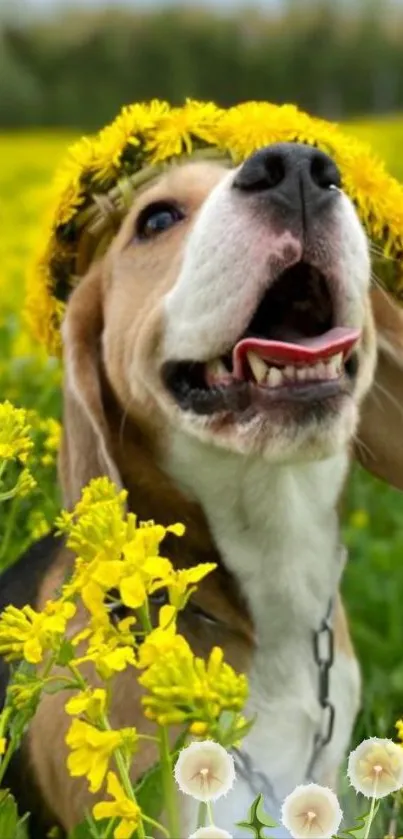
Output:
[233, 327, 360, 379]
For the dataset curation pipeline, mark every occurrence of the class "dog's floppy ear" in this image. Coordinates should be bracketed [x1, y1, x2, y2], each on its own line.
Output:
[356, 287, 403, 491]
[59, 262, 123, 508]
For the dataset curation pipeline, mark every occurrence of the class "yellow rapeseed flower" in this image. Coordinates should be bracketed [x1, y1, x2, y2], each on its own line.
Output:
[0, 600, 76, 664]
[0, 737, 6, 755]
[71, 612, 137, 680]
[0, 401, 33, 465]
[14, 467, 37, 498]
[93, 771, 142, 839]
[65, 688, 107, 722]
[349, 509, 369, 529]
[39, 417, 62, 466]
[164, 562, 217, 610]
[139, 643, 248, 733]
[59, 477, 185, 616]
[138, 604, 188, 668]
[66, 719, 138, 793]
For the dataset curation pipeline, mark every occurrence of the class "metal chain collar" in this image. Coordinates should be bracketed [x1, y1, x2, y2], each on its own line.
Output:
[232, 599, 335, 810]
[232, 545, 349, 809]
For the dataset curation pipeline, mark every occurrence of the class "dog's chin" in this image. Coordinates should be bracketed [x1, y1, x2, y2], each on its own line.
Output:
[155, 376, 360, 464]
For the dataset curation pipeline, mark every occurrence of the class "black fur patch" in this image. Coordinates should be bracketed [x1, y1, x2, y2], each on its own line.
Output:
[0, 534, 65, 839]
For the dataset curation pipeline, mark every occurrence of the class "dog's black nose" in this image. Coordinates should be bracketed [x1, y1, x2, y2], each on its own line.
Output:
[233, 143, 341, 216]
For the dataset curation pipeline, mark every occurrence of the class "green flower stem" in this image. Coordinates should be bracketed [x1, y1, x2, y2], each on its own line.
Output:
[138, 603, 153, 634]
[103, 817, 118, 839]
[197, 802, 208, 828]
[364, 776, 379, 839]
[112, 747, 147, 839]
[0, 707, 11, 739]
[159, 724, 180, 839]
[0, 492, 19, 561]
[206, 801, 214, 826]
[142, 813, 171, 838]
[0, 740, 15, 786]
[0, 459, 7, 486]
[0, 486, 19, 503]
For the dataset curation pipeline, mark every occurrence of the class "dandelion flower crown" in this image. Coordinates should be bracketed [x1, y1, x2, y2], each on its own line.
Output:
[27, 98, 403, 356]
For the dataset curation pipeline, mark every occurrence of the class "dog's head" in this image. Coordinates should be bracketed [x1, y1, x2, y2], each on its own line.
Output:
[60, 143, 403, 506]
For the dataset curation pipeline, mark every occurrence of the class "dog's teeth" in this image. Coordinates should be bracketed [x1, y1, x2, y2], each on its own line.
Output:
[334, 352, 343, 372]
[206, 359, 229, 383]
[316, 362, 327, 379]
[216, 359, 229, 377]
[327, 356, 340, 378]
[267, 366, 283, 387]
[247, 351, 268, 383]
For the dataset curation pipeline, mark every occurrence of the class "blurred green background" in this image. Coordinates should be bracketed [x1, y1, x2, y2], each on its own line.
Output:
[1, 3, 403, 827]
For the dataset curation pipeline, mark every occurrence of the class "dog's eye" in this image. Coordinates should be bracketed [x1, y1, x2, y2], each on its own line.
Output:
[136, 202, 184, 240]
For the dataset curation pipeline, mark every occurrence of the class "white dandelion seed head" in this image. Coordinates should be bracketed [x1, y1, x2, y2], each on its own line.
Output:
[281, 783, 343, 839]
[347, 737, 403, 798]
[189, 826, 233, 838]
[174, 740, 236, 802]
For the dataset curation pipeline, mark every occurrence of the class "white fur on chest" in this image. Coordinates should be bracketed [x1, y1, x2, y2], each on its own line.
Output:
[164, 435, 360, 836]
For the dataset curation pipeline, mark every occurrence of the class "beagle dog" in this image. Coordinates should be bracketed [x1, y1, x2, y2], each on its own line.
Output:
[2, 142, 403, 838]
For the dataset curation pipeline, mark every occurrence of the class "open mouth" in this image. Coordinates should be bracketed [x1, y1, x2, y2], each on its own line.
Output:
[162, 261, 360, 416]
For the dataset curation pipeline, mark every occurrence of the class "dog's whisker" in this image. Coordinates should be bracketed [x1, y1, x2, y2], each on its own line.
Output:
[372, 378, 403, 417]
[354, 433, 375, 462]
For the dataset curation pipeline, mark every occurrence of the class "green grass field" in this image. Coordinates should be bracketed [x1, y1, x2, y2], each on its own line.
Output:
[1, 116, 403, 834]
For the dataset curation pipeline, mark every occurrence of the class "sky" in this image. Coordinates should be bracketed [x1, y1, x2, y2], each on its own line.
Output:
[5, 0, 402, 19]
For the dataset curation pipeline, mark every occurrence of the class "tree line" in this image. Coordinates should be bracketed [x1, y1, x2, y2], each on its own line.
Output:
[1, 1, 402, 129]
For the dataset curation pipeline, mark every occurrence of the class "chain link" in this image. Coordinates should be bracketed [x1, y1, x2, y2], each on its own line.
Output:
[305, 598, 335, 781]
[234, 598, 336, 807]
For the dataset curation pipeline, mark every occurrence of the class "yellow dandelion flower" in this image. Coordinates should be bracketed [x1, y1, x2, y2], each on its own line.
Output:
[0, 600, 76, 664]
[93, 771, 142, 839]
[93, 100, 169, 184]
[0, 401, 33, 465]
[66, 719, 138, 793]
[0, 738, 6, 756]
[52, 162, 85, 227]
[146, 99, 224, 163]
[28, 98, 403, 357]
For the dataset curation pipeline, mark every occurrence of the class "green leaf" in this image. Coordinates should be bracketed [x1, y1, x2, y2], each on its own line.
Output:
[134, 761, 164, 824]
[56, 639, 75, 667]
[67, 817, 102, 838]
[236, 793, 278, 838]
[336, 802, 380, 839]
[0, 789, 27, 839]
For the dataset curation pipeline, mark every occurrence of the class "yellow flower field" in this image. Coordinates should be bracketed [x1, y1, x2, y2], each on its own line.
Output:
[1, 114, 403, 837]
